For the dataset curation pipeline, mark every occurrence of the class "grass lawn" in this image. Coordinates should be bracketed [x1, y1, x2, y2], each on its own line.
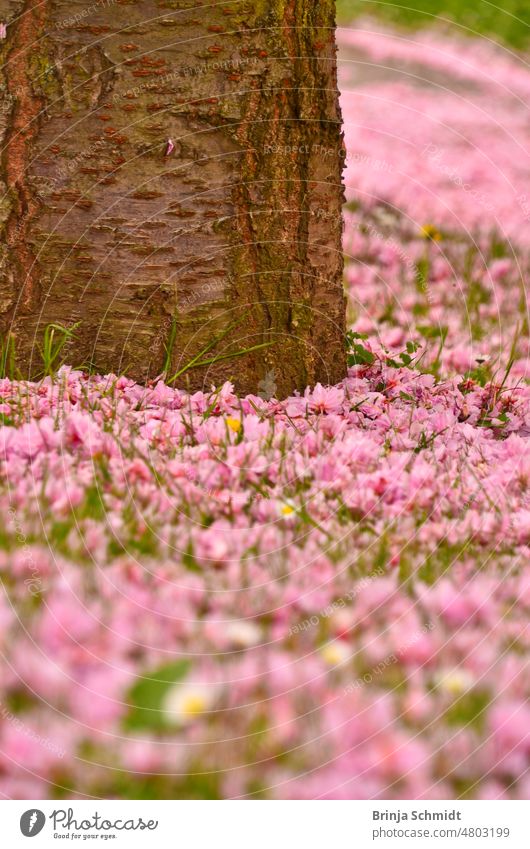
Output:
[337, 0, 530, 50]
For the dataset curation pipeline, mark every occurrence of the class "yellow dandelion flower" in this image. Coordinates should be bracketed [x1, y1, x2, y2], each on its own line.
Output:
[420, 224, 442, 241]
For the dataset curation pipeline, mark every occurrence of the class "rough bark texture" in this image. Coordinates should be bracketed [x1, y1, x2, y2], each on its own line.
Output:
[0, 0, 346, 396]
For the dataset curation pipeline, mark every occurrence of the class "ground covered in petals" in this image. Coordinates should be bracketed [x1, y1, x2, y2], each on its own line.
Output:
[1, 25, 530, 799]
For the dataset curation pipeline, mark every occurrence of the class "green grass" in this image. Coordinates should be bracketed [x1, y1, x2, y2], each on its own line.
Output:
[337, 0, 530, 50]
[167, 312, 274, 385]
[40, 322, 80, 378]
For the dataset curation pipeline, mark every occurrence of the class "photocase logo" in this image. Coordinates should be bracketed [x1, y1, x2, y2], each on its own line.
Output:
[20, 809, 46, 837]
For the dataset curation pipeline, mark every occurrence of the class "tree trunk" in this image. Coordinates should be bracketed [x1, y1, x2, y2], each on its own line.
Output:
[0, 0, 346, 396]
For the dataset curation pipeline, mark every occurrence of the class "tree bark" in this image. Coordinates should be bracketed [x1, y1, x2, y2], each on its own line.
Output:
[0, 0, 346, 396]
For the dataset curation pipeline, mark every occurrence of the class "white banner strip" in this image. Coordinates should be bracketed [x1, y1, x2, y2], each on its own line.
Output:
[2, 800, 529, 848]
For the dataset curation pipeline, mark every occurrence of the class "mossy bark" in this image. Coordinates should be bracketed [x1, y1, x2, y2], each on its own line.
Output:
[0, 0, 346, 395]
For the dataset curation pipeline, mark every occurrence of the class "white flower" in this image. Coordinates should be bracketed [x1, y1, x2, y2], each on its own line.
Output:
[224, 619, 262, 649]
[279, 500, 296, 517]
[436, 669, 475, 696]
[320, 641, 351, 667]
[162, 681, 221, 726]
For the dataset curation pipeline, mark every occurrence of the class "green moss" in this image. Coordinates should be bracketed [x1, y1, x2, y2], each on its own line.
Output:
[28, 48, 61, 100]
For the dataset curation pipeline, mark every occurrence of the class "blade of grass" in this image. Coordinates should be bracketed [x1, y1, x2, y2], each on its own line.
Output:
[192, 341, 274, 369]
[0, 332, 17, 379]
[39, 322, 81, 378]
[167, 310, 252, 384]
[162, 317, 178, 375]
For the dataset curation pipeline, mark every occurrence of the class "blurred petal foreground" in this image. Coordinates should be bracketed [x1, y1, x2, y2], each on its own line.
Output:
[2, 26, 530, 800]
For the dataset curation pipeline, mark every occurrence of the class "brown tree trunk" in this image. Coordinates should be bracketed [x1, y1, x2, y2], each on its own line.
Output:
[0, 0, 346, 396]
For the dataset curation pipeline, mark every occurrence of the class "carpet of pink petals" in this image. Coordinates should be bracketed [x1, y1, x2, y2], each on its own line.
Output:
[1, 26, 530, 800]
